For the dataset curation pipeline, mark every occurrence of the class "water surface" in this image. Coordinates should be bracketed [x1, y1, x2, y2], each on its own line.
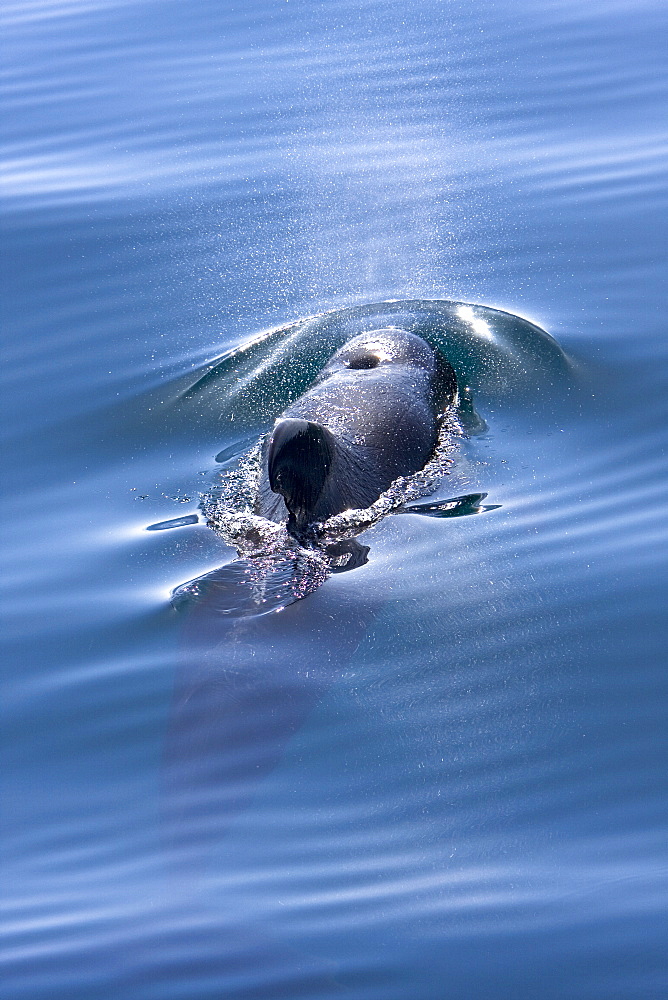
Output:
[2, 1, 667, 998]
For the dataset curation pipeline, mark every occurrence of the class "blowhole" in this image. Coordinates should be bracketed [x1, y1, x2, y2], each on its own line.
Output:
[345, 352, 381, 370]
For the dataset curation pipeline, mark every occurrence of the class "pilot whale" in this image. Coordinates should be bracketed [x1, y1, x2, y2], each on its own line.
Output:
[255, 328, 458, 539]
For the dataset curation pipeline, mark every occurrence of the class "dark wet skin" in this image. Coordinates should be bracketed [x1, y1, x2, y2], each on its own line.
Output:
[256, 328, 458, 537]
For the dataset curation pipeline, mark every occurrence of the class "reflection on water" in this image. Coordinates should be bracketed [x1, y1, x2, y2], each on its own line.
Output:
[2, 1, 667, 998]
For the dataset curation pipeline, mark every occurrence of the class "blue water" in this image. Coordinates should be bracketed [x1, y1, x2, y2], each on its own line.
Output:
[2, 2, 667, 998]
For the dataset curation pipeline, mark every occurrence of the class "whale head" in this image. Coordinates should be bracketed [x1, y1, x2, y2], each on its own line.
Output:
[262, 329, 458, 538]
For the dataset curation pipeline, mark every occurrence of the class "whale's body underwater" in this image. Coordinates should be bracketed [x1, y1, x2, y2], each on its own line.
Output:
[255, 328, 458, 539]
[164, 328, 460, 856]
